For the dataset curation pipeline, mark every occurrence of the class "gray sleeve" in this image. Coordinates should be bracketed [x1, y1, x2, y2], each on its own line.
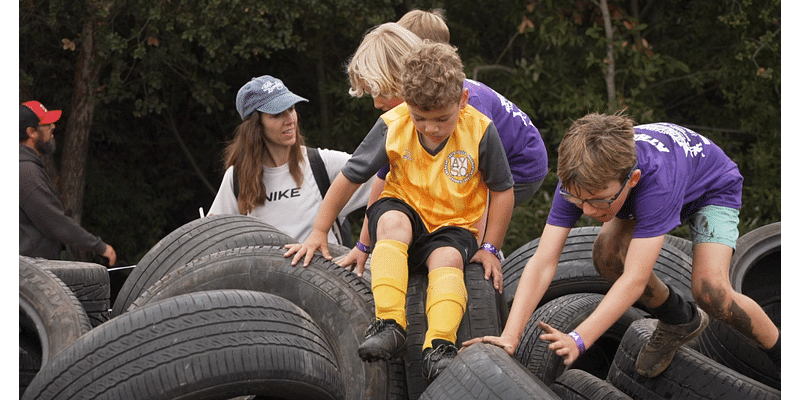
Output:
[340, 118, 390, 184]
[19, 163, 107, 254]
[479, 122, 515, 192]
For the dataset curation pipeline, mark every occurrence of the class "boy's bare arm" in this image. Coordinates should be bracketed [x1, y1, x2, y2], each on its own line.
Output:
[471, 188, 514, 291]
[462, 223, 570, 354]
[541, 235, 664, 365]
[337, 176, 386, 276]
[285, 172, 362, 266]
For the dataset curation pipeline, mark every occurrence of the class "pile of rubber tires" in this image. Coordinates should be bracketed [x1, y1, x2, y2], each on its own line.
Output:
[501, 223, 781, 400]
[19, 216, 780, 400]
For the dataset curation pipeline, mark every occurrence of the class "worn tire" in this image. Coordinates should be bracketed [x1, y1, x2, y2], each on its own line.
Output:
[404, 262, 505, 399]
[607, 318, 781, 400]
[697, 221, 781, 389]
[550, 369, 632, 400]
[515, 293, 648, 386]
[419, 343, 560, 400]
[502, 227, 694, 310]
[19, 256, 91, 364]
[23, 290, 345, 400]
[26, 258, 111, 327]
[112, 214, 294, 316]
[663, 234, 693, 258]
[19, 257, 92, 398]
[129, 245, 405, 400]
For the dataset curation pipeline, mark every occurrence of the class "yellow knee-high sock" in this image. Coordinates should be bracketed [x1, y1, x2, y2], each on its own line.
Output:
[424, 267, 467, 349]
[371, 239, 409, 328]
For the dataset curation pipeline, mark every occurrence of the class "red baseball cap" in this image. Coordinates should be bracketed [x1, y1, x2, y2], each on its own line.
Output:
[22, 101, 62, 124]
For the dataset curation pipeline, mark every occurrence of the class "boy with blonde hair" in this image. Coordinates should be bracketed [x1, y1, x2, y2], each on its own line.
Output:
[339, 22, 548, 276]
[465, 113, 780, 378]
[397, 8, 450, 43]
[286, 41, 514, 381]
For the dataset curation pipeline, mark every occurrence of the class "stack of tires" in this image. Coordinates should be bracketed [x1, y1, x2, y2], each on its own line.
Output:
[18, 217, 781, 399]
[500, 223, 781, 400]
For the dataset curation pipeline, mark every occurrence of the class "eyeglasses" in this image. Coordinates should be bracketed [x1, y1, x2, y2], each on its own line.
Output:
[559, 162, 638, 209]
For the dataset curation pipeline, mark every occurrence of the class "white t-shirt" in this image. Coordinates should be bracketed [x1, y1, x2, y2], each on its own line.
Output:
[208, 146, 374, 244]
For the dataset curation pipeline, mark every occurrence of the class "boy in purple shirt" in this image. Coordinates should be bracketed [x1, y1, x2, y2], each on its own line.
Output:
[464, 113, 780, 377]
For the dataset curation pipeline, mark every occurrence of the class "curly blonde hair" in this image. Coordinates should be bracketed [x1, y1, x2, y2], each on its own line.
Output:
[557, 112, 638, 194]
[346, 23, 421, 99]
[401, 40, 465, 111]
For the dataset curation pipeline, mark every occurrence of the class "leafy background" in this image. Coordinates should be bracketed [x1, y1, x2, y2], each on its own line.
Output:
[18, 0, 781, 265]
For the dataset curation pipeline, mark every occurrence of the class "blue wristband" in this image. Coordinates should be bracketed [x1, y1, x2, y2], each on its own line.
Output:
[355, 241, 371, 254]
[568, 331, 586, 355]
[480, 242, 501, 260]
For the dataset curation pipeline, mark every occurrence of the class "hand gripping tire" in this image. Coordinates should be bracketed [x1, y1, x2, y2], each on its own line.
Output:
[514, 293, 648, 386]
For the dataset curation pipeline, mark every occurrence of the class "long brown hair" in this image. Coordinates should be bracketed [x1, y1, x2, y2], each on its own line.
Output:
[223, 112, 306, 214]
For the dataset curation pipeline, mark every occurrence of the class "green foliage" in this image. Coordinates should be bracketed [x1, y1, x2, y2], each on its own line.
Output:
[20, 0, 780, 262]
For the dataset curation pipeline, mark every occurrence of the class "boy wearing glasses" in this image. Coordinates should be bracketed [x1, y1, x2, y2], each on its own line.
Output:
[464, 112, 780, 377]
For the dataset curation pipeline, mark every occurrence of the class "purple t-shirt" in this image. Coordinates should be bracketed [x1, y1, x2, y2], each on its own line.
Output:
[547, 123, 743, 239]
[464, 79, 548, 183]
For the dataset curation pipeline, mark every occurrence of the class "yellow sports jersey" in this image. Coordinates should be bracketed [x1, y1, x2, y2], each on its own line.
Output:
[379, 104, 490, 235]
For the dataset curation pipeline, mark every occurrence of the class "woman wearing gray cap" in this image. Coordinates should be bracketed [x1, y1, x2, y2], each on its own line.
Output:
[208, 75, 373, 254]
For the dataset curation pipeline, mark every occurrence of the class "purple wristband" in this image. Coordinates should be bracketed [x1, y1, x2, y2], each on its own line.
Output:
[568, 331, 586, 355]
[480, 242, 501, 260]
[355, 241, 371, 254]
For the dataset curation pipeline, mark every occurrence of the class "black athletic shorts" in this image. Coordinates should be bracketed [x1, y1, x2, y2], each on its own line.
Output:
[366, 197, 479, 273]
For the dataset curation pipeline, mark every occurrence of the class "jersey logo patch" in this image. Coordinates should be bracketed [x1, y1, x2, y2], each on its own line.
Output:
[444, 150, 476, 184]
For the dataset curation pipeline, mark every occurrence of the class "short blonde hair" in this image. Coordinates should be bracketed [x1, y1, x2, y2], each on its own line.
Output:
[397, 9, 450, 43]
[346, 23, 421, 99]
[401, 40, 465, 111]
[557, 113, 638, 193]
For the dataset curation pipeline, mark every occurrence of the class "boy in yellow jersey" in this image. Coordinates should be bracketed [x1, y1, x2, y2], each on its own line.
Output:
[285, 40, 514, 381]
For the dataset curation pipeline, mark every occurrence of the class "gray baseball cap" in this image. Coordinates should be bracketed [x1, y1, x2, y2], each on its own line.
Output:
[235, 75, 308, 120]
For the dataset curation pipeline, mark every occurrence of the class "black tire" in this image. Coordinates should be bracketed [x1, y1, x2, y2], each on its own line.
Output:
[129, 245, 404, 400]
[19, 257, 92, 398]
[19, 349, 39, 399]
[404, 262, 505, 399]
[502, 226, 694, 310]
[23, 290, 346, 400]
[663, 234, 693, 258]
[607, 318, 781, 400]
[25, 257, 111, 327]
[696, 221, 781, 389]
[111, 214, 294, 316]
[550, 369, 632, 400]
[19, 256, 91, 364]
[515, 293, 648, 386]
[419, 343, 560, 400]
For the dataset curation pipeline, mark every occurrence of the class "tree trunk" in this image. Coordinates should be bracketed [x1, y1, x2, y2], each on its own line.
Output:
[592, 0, 616, 111]
[60, 19, 100, 225]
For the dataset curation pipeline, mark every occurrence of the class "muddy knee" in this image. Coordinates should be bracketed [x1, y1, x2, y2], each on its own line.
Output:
[593, 232, 625, 281]
[692, 278, 728, 320]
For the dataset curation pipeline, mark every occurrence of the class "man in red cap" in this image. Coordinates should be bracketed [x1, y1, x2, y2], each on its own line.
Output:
[19, 101, 117, 266]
